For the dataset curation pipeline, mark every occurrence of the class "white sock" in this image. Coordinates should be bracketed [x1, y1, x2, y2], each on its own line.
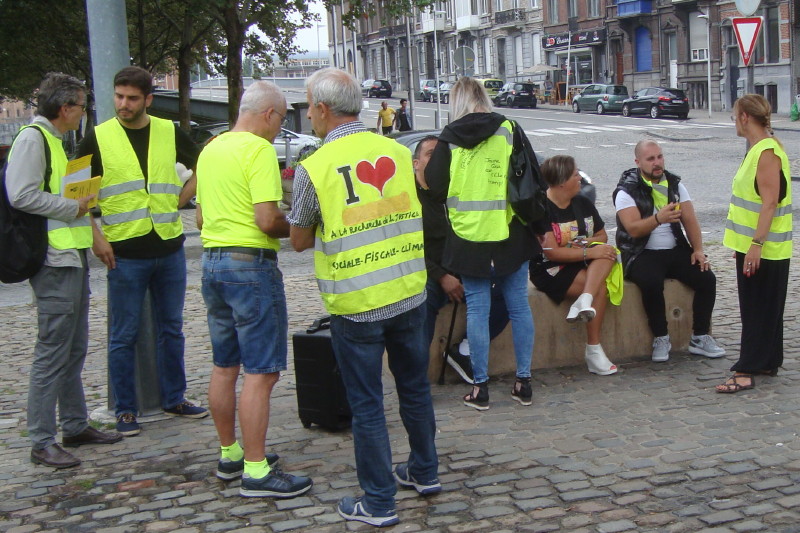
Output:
[459, 339, 470, 356]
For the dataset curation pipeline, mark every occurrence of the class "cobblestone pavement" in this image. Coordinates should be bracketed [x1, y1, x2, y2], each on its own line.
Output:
[2, 196, 800, 532]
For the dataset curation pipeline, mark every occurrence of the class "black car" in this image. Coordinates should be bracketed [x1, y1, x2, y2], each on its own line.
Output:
[621, 87, 689, 119]
[494, 82, 537, 109]
[364, 79, 392, 98]
[390, 130, 594, 203]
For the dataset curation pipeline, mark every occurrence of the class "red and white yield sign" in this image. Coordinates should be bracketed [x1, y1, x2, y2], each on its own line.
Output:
[732, 17, 763, 67]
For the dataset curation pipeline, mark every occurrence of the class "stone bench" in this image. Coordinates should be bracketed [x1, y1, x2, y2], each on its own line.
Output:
[427, 280, 695, 383]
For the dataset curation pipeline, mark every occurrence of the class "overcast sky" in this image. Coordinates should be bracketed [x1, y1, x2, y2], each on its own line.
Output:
[293, 0, 328, 56]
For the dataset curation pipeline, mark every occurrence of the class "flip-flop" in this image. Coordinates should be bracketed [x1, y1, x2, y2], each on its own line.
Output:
[715, 373, 755, 394]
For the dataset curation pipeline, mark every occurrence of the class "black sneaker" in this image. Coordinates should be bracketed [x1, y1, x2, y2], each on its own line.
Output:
[163, 400, 209, 419]
[394, 463, 441, 495]
[116, 413, 140, 436]
[216, 453, 280, 481]
[511, 377, 532, 406]
[337, 496, 399, 527]
[445, 344, 474, 384]
[239, 468, 313, 498]
[463, 382, 489, 411]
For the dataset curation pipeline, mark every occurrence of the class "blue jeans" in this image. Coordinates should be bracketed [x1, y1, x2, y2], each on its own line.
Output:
[461, 262, 534, 384]
[330, 304, 438, 514]
[201, 250, 287, 374]
[424, 276, 510, 349]
[108, 248, 187, 416]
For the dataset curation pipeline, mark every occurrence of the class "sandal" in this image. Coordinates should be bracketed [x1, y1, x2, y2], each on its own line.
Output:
[463, 382, 489, 411]
[715, 373, 755, 394]
[754, 368, 779, 377]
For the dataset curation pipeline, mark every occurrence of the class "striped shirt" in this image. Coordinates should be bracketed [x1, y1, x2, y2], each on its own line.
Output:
[287, 121, 425, 322]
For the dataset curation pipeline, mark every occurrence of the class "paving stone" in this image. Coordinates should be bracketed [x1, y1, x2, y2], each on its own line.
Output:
[699, 510, 744, 525]
[159, 507, 194, 520]
[742, 503, 779, 516]
[92, 507, 134, 520]
[596, 519, 637, 532]
[634, 512, 676, 527]
[269, 519, 313, 532]
[120, 512, 156, 523]
[559, 489, 610, 502]
[472, 505, 516, 519]
[731, 520, 767, 532]
[463, 473, 520, 488]
[775, 494, 800, 509]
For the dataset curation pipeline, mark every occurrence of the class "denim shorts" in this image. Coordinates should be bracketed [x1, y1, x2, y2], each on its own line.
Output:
[201, 250, 288, 374]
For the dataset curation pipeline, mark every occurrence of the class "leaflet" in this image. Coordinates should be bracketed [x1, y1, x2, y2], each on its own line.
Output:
[61, 155, 100, 207]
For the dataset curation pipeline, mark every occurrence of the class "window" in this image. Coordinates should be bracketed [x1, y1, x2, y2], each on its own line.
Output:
[587, 0, 600, 17]
[496, 0, 504, 11]
[514, 35, 524, 73]
[480, 0, 489, 14]
[754, 6, 780, 63]
[548, 0, 559, 24]
[484, 38, 493, 74]
[635, 26, 652, 71]
[531, 32, 542, 66]
[691, 48, 708, 61]
[569, 0, 578, 18]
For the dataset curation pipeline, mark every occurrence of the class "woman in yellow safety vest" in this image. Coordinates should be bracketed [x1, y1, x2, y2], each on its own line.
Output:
[716, 94, 792, 393]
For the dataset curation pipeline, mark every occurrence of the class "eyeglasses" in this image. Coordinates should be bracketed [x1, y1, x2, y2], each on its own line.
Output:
[69, 102, 87, 111]
[267, 109, 286, 123]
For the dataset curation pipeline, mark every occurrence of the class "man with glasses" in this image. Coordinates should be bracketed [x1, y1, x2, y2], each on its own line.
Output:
[196, 81, 312, 498]
[76, 66, 207, 437]
[6, 73, 122, 468]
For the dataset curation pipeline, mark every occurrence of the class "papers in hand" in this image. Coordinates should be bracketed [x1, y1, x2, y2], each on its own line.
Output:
[62, 155, 100, 208]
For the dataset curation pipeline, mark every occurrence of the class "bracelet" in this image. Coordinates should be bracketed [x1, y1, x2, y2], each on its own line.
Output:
[654, 213, 660, 225]
[583, 246, 588, 266]
[751, 239, 764, 247]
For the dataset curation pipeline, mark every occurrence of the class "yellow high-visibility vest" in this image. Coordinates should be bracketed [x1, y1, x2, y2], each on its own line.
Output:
[9, 125, 92, 250]
[446, 120, 514, 242]
[95, 117, 183, 242]
[302, 132, 426, 315]
[723, 137, 792, 260]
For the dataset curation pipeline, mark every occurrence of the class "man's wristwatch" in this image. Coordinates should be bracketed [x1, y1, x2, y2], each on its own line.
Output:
[751, 238, 764, 247]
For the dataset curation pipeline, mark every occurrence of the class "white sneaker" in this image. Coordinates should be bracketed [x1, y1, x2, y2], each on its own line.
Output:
[688, 335, 726, 358]
[585, 344, 618, 375]
[566, 293, 596, 323]
[652, 335, 671, 362]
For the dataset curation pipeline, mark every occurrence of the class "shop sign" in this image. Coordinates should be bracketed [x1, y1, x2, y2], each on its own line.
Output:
[543, 28, 606, 49]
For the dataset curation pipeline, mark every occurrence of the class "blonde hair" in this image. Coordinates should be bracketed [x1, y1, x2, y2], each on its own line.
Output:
[735, 94, 780, 144]
[540, 155, 577, 187]
[449, 77, 493, 120]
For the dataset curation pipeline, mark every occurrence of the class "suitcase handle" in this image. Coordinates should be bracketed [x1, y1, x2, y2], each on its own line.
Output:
[307, 315, 332, 334]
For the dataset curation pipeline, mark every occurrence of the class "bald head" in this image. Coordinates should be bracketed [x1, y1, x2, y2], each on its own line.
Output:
[634, 139, 660, 160]
[634, 140, 665, 181]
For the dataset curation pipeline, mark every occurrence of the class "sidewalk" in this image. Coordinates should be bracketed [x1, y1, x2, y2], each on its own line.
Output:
[2, 200, 800, 531]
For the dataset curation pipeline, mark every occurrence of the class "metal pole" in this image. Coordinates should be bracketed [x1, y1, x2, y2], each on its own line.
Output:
[406, 16, 416, 128]
[86, 0, 130, 123]
[331, 7, 338, 68]
[565, 32, 572, 107]
[434, 12, 442, 129]
[707, 18, 712, 117]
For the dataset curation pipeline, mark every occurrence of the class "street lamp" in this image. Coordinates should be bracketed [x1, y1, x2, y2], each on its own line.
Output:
[432, 10, 445, 128]
[698, 12, 712, 118]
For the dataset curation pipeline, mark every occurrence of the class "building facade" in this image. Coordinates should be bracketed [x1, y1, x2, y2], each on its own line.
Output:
[334, 0, 798, 113]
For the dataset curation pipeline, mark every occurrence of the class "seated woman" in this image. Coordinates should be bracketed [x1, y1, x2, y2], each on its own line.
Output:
[530, 155, 619, 375]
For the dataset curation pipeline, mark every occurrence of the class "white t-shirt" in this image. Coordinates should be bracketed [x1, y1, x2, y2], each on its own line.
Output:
[615, 181, 691, 250]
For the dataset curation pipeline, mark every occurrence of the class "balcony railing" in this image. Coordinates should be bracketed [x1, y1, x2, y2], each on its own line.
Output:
[617, 0, 652, 16]
[495, 8, 526, 25]
[378, 24, 407, 38]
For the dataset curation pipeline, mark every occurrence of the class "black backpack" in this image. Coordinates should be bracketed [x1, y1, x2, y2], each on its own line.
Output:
[507, 120, 548, 225]
[0, 125, 52, 284]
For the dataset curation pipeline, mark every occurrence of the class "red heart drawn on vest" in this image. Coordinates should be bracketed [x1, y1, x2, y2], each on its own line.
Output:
[355, 156, 396, 196]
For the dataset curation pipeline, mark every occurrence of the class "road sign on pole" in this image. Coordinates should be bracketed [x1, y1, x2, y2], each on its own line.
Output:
[732, 17, 763, 67]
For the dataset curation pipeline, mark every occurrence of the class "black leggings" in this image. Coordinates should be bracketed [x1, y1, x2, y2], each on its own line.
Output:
[626, 247, 716, 338]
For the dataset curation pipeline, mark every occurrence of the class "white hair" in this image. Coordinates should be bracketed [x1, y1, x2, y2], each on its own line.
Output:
[306, 68, 361, 117]
[239, 81, 285, 114]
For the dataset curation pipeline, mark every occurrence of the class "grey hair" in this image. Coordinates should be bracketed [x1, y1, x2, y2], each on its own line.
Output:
[449, 77, 493, 121]
[305, 68, 361, 117]
[36, 72, 86, 120]
[239, 81, 285, 115]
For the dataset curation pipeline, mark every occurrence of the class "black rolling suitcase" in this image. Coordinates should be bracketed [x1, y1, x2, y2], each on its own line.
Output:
[292, 316, 352, 431]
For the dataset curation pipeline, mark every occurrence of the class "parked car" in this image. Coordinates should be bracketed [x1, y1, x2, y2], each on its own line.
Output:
[621, 87, 690, 119]
[419, 79, 439, 102]
[571, 84, 629, 114]
[474, 78, 504, 98]
[494, 82, 538, 108]
[390, 129, 595, 203]
[363, 79, 392, 98]
[430, 82, 453, 104]
[196, 123, 320, 168]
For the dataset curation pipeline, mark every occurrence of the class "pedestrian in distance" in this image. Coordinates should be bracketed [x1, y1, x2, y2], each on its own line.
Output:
[395, 98, 412, 132]
[414, 134, 510, 384]
[76, 66, 208, 437]
[716, 94, 792, 393]
[425, 76, 539, 411]
[377, 100, 395, 135]
[6, 73, 122, 468]
[612, 140, 725, 363]
[530, 155, 618, 375]
[196, 81, 312, 497]
[289, 67, 439, 528]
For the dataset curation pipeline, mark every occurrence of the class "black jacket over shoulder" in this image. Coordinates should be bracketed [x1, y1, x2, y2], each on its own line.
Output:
[425, 112, 539, 278]
[612, 167, 690, 273]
